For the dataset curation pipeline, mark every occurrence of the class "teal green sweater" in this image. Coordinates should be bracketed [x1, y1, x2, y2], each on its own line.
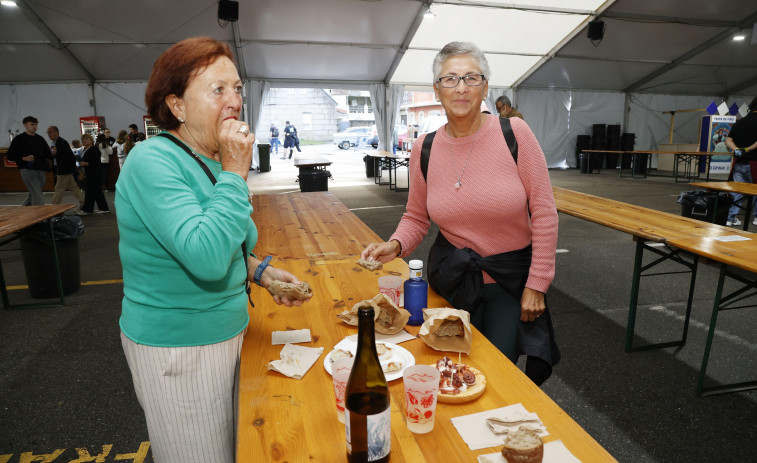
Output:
[116, 135, 256, 347]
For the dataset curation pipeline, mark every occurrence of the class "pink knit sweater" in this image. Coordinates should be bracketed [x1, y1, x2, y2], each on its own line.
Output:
[390, 115, 558, 293]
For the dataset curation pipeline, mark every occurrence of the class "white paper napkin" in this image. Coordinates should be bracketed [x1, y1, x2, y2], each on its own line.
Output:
[477, 439, 581, 463]
[272, 329, 312, 345]
[267, 343, 324, 379]
[346, 329, 416, 345]
[450, 403, 548, 451]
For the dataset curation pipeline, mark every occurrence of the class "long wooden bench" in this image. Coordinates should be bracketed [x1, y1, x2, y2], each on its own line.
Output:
[553, 186, 757, 396]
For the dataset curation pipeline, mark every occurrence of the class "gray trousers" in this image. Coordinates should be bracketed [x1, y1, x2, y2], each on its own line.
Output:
[19, 168, 47, 206]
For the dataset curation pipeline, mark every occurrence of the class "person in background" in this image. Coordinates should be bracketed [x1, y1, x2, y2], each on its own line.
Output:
[6, 116, 51, 206]
[269, 122, 280, 156]
[128, 124, 139, 143]
[495, 95, 524, 120]
[103, 128, 116, 146]
[116, 37, 310, 463]
[282, 120, 296, 159]
[47, 126, 84, 207]
[96, 133, 113, 191]
[361, 41, 558, 386]
[725, 96, 757, 227]
[77, 133, 109, 215]
[292, 123, 302, 153]
[71, 139, 83, 187]
[136, 132, 146, 143]
[113, 130, 130, 170]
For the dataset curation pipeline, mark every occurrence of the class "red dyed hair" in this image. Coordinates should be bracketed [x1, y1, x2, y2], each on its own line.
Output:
[145, 37, 235, 130]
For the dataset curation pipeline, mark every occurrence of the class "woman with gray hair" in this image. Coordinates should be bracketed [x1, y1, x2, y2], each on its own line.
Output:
[361, 41, 559, 385]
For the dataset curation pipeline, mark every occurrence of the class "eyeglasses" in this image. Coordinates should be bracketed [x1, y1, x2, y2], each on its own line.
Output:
[436, 74, 486, 88]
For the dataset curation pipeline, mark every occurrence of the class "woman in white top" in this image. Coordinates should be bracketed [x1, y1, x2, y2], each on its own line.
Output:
[113, 130, 133, 170]
[96, 133, 113, 190]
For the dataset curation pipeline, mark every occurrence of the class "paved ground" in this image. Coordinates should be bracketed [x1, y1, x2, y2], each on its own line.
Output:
[1, 142, 755, 462]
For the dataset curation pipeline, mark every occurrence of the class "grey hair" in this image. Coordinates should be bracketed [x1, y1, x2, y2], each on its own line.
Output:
[496, 95, 512, 107]
[432, 41, 491, 83]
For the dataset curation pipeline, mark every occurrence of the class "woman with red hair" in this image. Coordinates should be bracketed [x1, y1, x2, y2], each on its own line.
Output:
[115, 37, 310, 462]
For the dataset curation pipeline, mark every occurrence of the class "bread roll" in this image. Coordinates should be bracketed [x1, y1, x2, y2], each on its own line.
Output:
[267, 281, 313, 300]
[356, 259, 382, 271]
[500, 427, 543, 463]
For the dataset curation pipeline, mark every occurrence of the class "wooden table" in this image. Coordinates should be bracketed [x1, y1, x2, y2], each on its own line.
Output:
[0, 204, 76, 309]
[554, 186, 757, 396]
[237, 191, 616, 462]
[368, 151, 410, 192]
[689, 181, 757, 232]
[581, 149, 723, 182]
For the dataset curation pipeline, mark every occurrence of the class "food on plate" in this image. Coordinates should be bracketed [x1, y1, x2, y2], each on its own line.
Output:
[267, 280, 313, 300]
[329, 349, 354, 364]
[375, 342, 391, 359]
[435, 318, 464, 337]
[500, 426, 544, 463]
[434, 356, 486, 403]
[356, 259, 382, 271]
[383, 361, 403, 373]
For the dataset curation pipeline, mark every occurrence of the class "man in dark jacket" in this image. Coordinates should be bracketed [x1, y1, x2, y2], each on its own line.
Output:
[6, 116, 51, 206]
[47, 126, 84, 206]
[725, 97, 757, 227]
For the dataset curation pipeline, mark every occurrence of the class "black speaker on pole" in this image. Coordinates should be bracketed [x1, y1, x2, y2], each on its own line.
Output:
[218, 0, 239, 22]
[587, 19, 605, 42]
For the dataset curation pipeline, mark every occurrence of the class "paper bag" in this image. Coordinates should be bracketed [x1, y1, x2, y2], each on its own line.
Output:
[336, 293, 410, 335]
[419, 307, 473, 354]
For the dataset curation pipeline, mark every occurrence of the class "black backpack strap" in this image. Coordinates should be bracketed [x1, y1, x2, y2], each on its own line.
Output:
[499, 117, 518, 165]
[421, 118, 519, 183]
[420, 131, 437, 182]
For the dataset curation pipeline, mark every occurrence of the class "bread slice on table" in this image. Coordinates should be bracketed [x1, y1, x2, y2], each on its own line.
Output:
[267, 281, 313, 300]
[500, 426, 543, 463]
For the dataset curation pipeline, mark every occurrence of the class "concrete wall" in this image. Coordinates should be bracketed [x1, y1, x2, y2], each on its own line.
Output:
[255, 88, 338, 143]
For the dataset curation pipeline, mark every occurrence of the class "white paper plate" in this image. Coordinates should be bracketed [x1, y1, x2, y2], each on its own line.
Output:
[324, 338, 415, 382]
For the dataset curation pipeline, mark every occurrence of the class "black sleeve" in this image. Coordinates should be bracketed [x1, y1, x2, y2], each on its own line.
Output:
[6, 136, 22, 162]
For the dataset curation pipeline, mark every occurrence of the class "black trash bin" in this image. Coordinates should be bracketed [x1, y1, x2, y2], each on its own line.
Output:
[678, 190, 734, 225]
[258, 143, 271, 172]
[363, 155, 376, 178]
[298, 169, 329, 192]
[579, 153, 590, 174]
[633, 153, 648, 175]
[20, 216, 85, 299]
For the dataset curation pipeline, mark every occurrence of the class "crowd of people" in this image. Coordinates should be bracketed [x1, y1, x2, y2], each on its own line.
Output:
[5, 118, 147, 213]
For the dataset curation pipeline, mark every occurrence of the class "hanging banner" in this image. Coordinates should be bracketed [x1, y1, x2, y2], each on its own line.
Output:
[699, 115, 735, 174]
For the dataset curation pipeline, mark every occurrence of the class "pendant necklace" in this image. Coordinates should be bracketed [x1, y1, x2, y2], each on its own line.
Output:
[450, 114, 484, 189]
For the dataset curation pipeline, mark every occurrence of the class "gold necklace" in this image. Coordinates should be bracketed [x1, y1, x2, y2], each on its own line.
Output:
[449, 114, 484, 190]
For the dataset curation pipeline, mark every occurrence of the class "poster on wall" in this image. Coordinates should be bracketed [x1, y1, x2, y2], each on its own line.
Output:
[699, 115, 735, 174]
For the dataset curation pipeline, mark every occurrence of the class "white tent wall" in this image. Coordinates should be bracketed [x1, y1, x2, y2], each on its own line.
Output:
[517, 89, 572, 168]
[93, 83, 149, 135]
[566, 91, 626, 168]
[1, 84, 91, 144]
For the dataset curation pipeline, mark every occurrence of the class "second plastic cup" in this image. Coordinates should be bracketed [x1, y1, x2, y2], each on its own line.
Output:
[402, 365, 440, 433]
[378, 275, 403, 306]
[331, 357, 354, 424]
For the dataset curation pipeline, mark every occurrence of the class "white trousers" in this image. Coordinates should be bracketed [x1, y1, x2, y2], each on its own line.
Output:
[120, 331, 244, 463]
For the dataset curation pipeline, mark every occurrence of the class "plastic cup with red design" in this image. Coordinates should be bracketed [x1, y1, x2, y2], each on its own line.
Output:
[402, 365, 441, 433]
[331, 357, 354, 424]
[378, 275, 403, 306]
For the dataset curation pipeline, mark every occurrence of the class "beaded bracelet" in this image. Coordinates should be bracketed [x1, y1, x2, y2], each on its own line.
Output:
[253, 256, 273, 286]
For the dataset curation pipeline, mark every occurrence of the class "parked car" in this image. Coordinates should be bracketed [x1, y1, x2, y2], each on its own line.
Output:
[369, 124, 408, 150]
[418, 115, 447, 135]
[333, 126, 373, 149]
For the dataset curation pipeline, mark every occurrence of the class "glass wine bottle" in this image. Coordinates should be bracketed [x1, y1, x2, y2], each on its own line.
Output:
[345, 306, 391, 462]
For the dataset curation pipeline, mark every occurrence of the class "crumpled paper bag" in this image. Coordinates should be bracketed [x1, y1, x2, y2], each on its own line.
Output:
[336, 293, 410, 335]
[267, 343, 324, 380]
[419, 307, 473, 354]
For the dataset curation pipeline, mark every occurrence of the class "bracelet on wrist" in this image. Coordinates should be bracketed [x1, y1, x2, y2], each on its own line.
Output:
[253, 256, 273, 287]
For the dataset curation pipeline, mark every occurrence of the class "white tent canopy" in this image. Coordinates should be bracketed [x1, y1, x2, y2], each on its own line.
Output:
[2, 0, 756, 166]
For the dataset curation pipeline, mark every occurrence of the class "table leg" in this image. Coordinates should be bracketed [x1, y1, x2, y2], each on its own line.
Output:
[743, 196, 752, 232]
[0, 258, 9, 309]
[625, 240, 645, 352]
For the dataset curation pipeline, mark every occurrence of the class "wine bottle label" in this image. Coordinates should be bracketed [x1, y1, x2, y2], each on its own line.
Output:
[345, 407, 391, 461]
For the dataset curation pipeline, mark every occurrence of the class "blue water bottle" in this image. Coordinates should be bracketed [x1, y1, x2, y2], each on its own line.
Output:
[404, 259, 428, 326]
